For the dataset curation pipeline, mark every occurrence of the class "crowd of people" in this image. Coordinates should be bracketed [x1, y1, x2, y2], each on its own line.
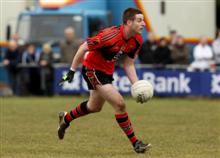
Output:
[139, 29, 220, 71]
[139, 30, 189, 67]
[1, 27, 80, 96]
[1, 27, 220, 96]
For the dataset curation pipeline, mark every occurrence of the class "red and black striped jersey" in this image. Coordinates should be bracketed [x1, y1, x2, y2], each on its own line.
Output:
[83, 25, 143, 75]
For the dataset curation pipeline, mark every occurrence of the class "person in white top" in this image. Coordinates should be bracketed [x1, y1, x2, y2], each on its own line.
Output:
[188, 36, 215, 71]
[212, 29, 220, 66]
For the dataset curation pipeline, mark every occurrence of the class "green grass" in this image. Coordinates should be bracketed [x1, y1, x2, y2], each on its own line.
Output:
[0, 96, 220, 158]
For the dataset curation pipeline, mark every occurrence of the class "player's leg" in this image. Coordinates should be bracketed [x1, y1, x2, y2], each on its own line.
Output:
[96, 84, 151, 153]
[64, 90, 105, 123]
[58, 66, 107, 139]
[87, 90, 106, 112]
[58, 90, 105, 139]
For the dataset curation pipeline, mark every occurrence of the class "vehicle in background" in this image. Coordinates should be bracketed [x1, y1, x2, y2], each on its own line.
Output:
[16, 0, 111, 59]
[2, 0, 216, 55]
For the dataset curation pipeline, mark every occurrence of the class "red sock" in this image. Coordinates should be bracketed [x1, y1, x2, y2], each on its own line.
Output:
[64, 101, 90, 124]
[115, 112, 138, 146]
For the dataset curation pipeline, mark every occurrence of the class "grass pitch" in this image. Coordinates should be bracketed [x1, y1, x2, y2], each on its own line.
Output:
[0, 96, 220, 158]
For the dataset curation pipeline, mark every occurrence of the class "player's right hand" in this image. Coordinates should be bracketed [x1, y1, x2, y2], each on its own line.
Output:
[58, 70, 75, 86]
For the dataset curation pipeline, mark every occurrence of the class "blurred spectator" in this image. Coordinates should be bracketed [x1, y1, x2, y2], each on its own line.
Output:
[212, 29, 220, 66]
[21, 44, 41, 95]
[153, 37, 172, 68]
[11, 33, 26, 53]
[168, 30, 178, 50]
[170, 35, 189, 65]
[139, 32, 157, 64]
[39, 43, 54, 96]
[22, 44, 40, 64]
[3, 40, 20, 95]
[60, 27, 80, 65]
[11, 33, 20, 44]
[188, 36, 214, 72]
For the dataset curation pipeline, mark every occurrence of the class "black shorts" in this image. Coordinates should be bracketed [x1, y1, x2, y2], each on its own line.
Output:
[82, 66, 114, 90]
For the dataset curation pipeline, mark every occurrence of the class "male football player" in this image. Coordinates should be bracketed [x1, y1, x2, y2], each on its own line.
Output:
[58, 8, 151, 153]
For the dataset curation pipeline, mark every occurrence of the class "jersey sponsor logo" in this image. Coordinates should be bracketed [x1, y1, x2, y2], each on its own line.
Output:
[107, 51, 124, 63]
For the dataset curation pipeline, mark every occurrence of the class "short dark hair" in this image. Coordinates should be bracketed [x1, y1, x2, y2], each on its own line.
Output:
[123, 8, 143, 25]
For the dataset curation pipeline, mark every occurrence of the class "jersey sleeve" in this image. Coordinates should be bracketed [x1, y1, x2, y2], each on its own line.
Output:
[86, 27, 120, 50]
[87, 33, 103, 50]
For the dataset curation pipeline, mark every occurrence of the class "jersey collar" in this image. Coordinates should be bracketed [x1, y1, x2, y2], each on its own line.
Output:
[120, 24, 135, 42]
[120, 25, 127, 41]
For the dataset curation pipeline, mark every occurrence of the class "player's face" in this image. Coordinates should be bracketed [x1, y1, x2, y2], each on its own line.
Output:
[131, 14, 145, 34]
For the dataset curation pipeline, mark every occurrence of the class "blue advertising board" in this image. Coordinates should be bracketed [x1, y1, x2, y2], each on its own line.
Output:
[54, 67, 220, 97]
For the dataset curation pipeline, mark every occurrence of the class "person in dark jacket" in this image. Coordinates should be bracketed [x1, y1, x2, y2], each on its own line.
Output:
[3, 40, 20, 94]
[153, 37, 172, 68]
[139, 32, 157, 64]
[171, 35, 189, 65]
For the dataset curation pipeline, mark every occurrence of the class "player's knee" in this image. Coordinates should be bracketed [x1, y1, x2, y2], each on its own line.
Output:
[115, 99, 126, 112]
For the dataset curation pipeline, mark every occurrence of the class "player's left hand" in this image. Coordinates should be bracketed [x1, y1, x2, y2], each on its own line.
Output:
[58, 70, 75, 86]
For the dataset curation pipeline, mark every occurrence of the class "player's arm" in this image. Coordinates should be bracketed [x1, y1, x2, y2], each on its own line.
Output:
[124, 55, 148, 104]
[124, 34, 143, 84]
[123, 55, 139, 84]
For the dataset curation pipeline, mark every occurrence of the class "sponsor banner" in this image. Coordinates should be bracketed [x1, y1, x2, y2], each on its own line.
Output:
[54, 67, 220, 96]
